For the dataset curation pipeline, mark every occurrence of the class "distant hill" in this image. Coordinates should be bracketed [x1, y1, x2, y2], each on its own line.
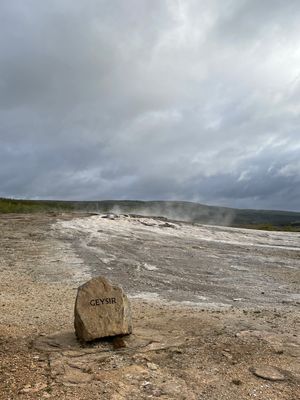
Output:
[1, 198, 300, 231]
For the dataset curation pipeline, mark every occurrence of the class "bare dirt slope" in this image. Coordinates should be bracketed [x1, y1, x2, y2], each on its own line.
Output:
[0, 213, 299, 399]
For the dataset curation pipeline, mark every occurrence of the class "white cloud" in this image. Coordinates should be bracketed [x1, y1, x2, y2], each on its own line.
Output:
[278, 162, 300, 178]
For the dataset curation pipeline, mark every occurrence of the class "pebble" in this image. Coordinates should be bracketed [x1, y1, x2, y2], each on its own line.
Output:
[147, 362, 158, 371]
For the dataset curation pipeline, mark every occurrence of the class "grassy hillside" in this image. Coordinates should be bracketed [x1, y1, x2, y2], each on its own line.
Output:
[1, 198, 300, 231]
[0, 198, 74, 213]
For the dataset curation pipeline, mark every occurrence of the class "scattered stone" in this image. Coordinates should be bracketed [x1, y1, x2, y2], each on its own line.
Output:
[63, 368, 93, 385]
[222, 351, 233, 360]
[231, 379, 242, 385]
[250, 365, 287, 381]
[147, 362, 158, 371]
[159, 222, 176, 228]
[275, 349, 284, 355]
[139, 220, 156, 227]
[19, 383, 48, 393]
[74, 276, 132, 342]
[101, 214, 118, 220]
[173, 348, 183, 354]
[112, 336, 127, 349]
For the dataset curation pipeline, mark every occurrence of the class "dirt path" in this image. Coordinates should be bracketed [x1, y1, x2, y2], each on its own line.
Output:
[0, 213, 299, 399]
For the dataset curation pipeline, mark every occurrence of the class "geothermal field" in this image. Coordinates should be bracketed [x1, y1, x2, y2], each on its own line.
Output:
[0, 213, 299, 399]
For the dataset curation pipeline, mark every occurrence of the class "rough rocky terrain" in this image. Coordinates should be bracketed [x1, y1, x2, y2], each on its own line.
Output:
[0, 213, 299, 399]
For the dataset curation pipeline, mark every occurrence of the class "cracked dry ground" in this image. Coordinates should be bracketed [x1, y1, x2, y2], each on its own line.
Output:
[0, 213, 299, 400]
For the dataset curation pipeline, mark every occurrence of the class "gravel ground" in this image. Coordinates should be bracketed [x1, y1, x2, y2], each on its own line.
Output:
[0, 213, 299, 400]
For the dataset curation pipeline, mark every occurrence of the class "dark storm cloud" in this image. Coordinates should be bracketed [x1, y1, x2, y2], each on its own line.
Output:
[1, 0, 300, 210]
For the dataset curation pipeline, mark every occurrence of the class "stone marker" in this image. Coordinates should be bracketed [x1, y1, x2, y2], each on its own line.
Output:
[74, 276, 132, 342]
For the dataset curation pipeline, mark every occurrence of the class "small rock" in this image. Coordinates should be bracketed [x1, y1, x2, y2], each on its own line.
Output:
[101, 214, 117, 220]
[159, 222, 176, 228]
[173, 348, 183, 354]
[63, 369, 93, 384]
[132, 354, 151, 362]
[231, 379, 242, 385]
[222, 351, 233, 360]
[74, 276, 132, 342]
[19, 383, 48, 394]
[147, 362, 158, 371]
[275, 349, 284, 355]
[112, 336, 127, 349]
[250, 365, 287, 381]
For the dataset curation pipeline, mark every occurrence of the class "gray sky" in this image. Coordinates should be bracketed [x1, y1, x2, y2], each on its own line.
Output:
[1, 0, 300, 211]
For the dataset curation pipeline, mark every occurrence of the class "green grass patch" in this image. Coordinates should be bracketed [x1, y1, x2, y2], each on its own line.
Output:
[0, 198, 74, 213]
[236, 223, 300, 232]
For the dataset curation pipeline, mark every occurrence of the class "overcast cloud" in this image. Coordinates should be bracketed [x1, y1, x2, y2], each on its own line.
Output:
[1, 0, 300, 211]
